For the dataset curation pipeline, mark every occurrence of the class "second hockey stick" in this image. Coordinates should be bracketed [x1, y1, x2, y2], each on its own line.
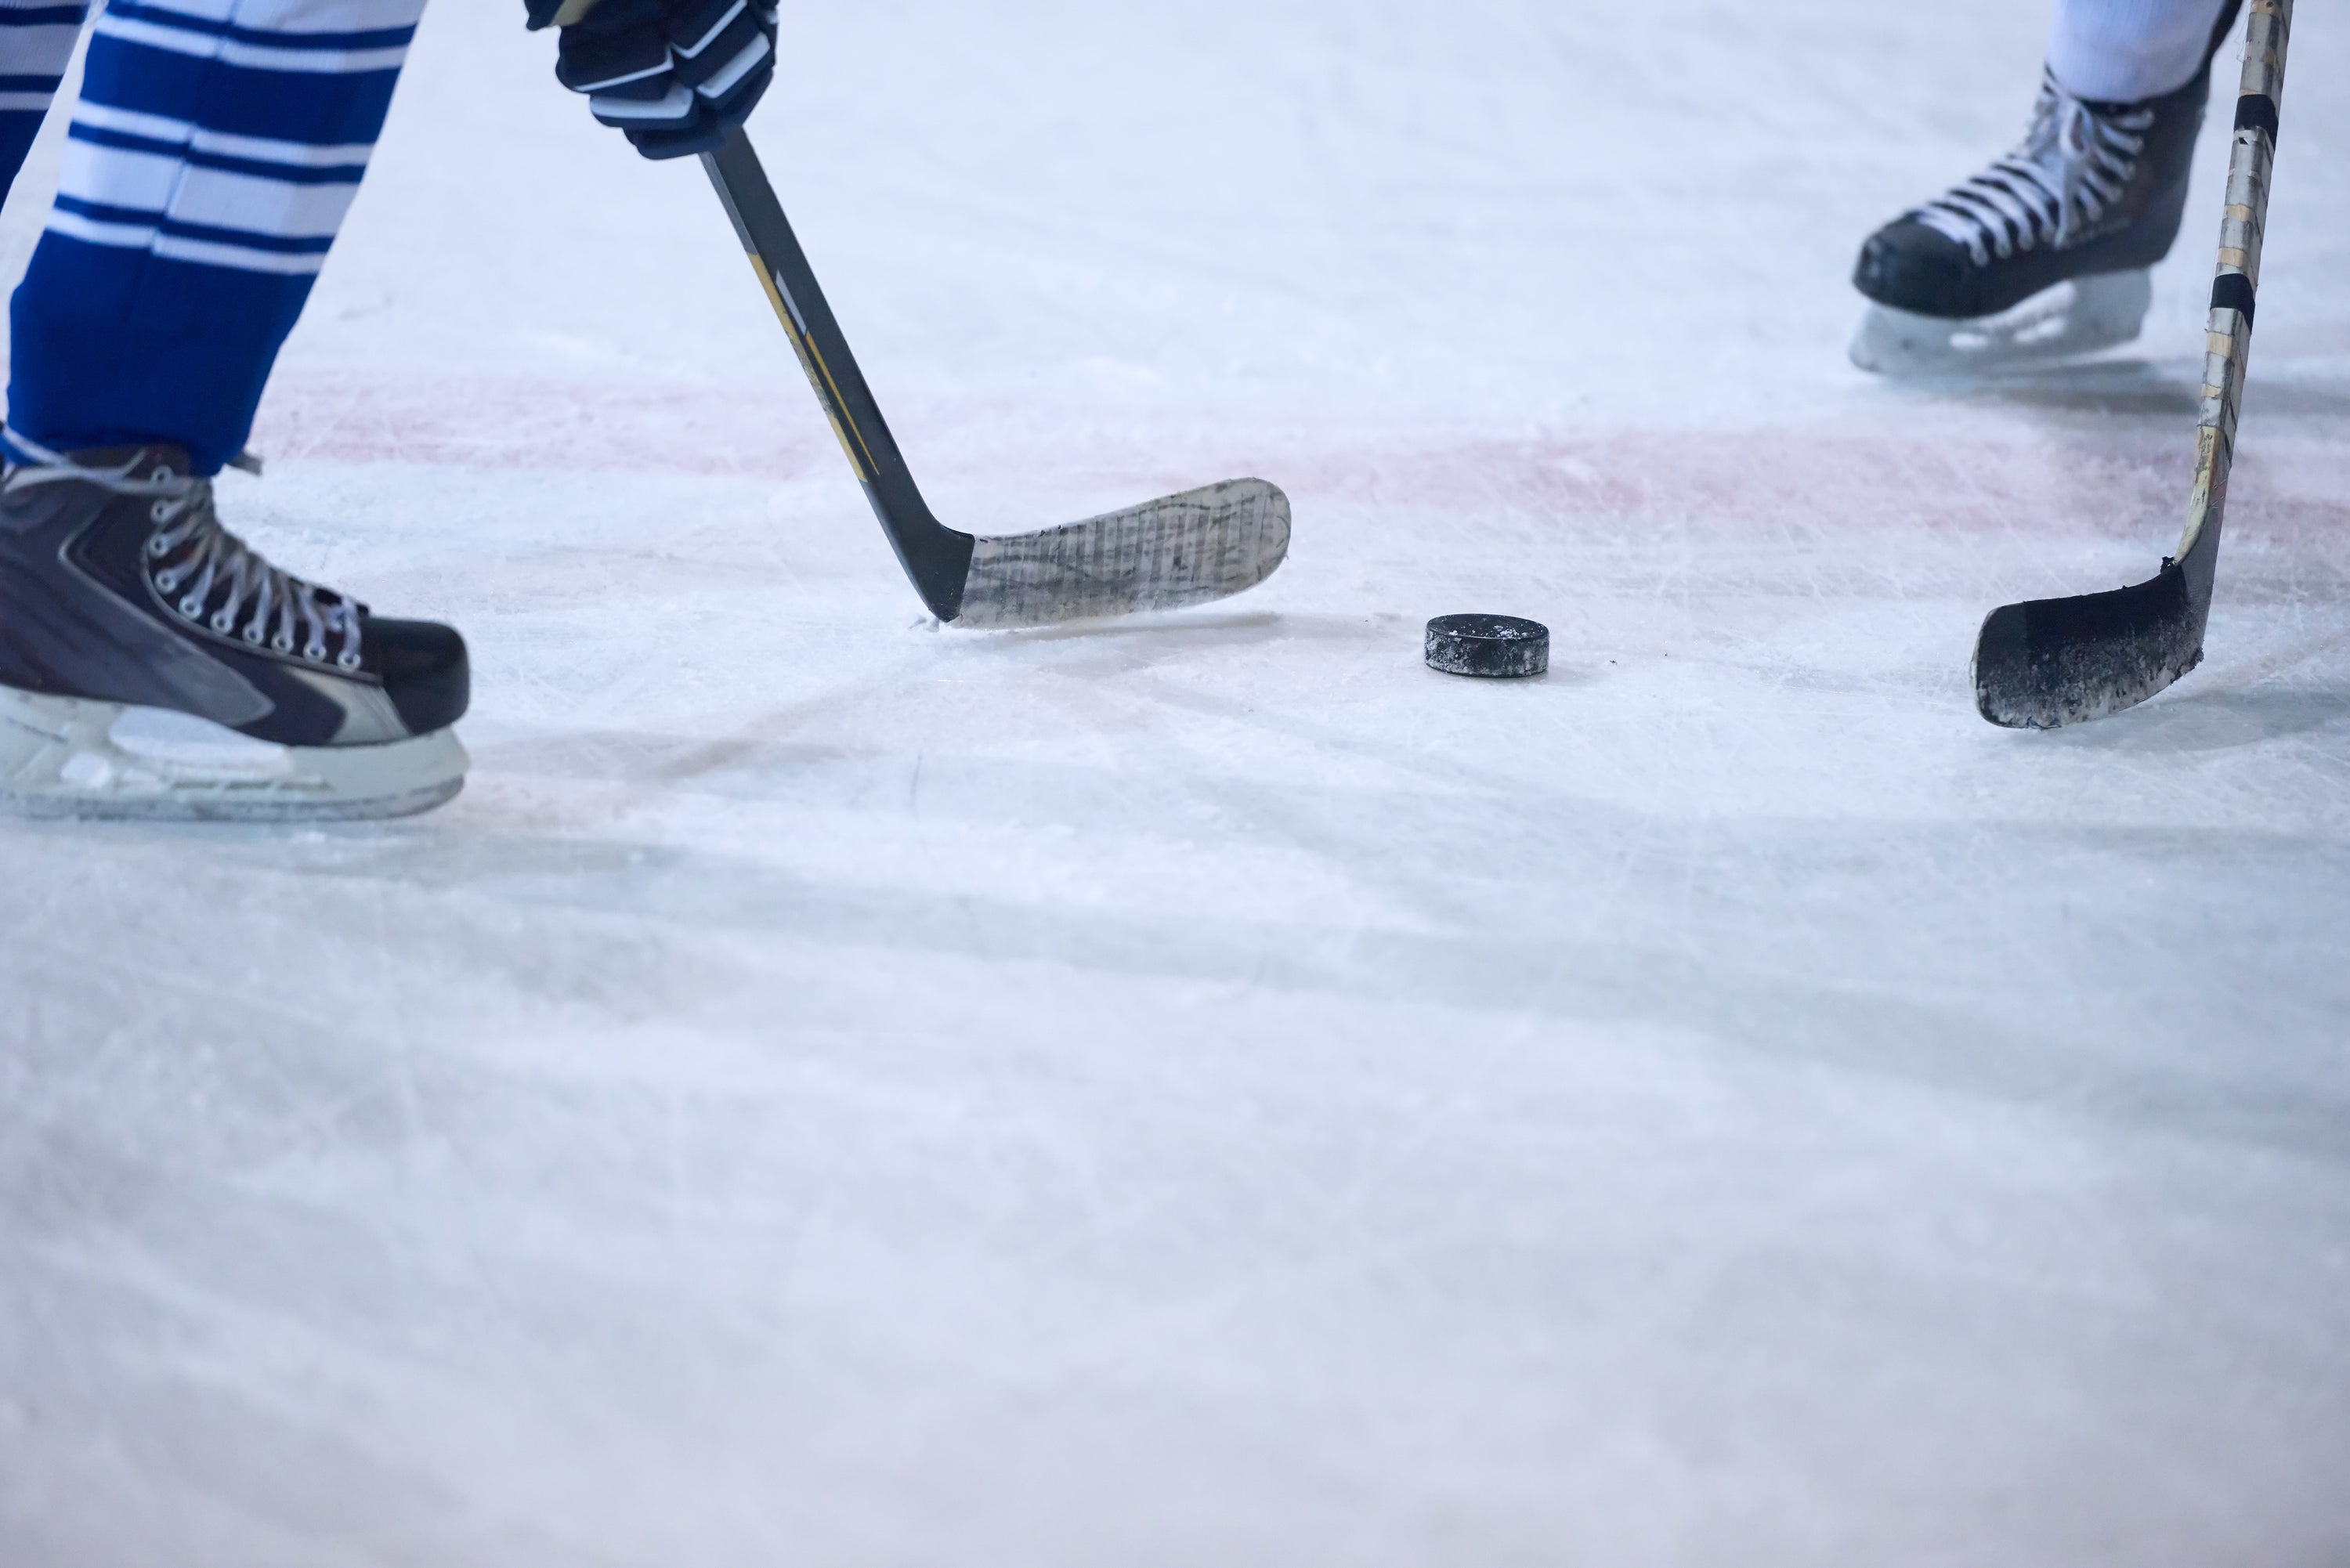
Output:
[698, 129, 1290, 628]
[1972, 0, 2290, 728]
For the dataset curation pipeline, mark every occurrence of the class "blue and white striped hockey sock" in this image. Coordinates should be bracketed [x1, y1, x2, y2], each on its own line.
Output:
[5, 0, 426, 475]
[0, 0, 89, 201]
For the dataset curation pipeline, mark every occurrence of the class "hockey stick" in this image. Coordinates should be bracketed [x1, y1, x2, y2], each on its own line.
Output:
[1971, 0, 2290, 728]
[697, 128, 1289, 627]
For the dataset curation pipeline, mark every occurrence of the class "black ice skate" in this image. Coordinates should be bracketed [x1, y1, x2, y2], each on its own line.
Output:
[0, 439, 469, 819]
[1849, 63, 2216, 377]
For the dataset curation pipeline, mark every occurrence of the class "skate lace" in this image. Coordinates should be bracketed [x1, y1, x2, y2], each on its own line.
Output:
[1914, 71, 2154, 266]
[2, 435, 365, 673]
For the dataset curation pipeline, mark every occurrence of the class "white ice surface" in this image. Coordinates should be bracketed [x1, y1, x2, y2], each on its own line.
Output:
[4, 3, 2348, 1564]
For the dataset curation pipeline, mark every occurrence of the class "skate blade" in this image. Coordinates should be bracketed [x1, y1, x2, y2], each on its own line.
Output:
[0, 688, 467, 822]
[1849, 269, 2153, 378]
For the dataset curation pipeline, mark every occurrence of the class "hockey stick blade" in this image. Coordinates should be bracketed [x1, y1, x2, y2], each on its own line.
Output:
[956, 478, 1289, 630]
[1972, 540, 2211, 728]
[700, 129, 1289, 628]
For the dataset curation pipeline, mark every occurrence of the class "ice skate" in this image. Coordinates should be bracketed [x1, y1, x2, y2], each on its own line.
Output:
[0, 439, 469, 821]
[1849, 63, 2213, 377]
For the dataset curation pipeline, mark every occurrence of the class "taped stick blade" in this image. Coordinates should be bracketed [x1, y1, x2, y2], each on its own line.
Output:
[953, 478, 1290, 630]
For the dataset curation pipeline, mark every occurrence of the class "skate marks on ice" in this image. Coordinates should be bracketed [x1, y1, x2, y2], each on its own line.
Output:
[248, 370, 841, 481]
[457, 611, 1403, 807]
[249, 370, 2350, 547]
[1890, 355, 2350, 422]
[6, 760, 2349, 1172]
[11, 840, 2346, 1568]
[374, 647, 2346, 1169]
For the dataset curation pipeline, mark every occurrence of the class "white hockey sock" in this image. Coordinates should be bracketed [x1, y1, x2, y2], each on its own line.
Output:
[2045, 0, 2233, 101]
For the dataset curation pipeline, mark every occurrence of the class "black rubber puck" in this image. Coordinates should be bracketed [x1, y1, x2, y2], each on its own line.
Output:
[1425, 614, 1549, 677]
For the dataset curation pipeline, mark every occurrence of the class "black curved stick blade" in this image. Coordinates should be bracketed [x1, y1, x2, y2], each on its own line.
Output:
[1972, 559, 2208, 728]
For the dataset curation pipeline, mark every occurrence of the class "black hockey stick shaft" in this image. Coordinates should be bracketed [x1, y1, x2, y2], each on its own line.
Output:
[700, 128, 976, 620]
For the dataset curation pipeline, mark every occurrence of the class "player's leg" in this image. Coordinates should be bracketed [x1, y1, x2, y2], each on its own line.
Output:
[2047, 0, 2242, 101]
[0, 1, 89, 204]
[0, 0, 469, 820]
[1847, 0, 2240, 376]
[9, 0, 430, 471]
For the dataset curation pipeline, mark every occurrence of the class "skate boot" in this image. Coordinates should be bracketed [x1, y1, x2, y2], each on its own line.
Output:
[1849, 62, 2215, 377]
[0, 438, 469, 819]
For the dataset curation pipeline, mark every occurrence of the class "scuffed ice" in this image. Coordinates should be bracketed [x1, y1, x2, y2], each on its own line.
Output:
[2, 2, 2348, 1566]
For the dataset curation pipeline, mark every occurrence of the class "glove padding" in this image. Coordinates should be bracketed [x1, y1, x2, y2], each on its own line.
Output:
[528, 0, 777, 161]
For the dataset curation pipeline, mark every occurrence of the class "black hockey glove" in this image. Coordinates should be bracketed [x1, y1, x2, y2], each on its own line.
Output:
[524, 0, 777, 161]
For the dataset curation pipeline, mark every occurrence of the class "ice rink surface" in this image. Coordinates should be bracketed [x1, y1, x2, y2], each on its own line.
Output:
[4, 2, 2348, 1563]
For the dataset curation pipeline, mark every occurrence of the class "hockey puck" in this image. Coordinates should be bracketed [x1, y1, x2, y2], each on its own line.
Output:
[1425, 614, 1548, 677]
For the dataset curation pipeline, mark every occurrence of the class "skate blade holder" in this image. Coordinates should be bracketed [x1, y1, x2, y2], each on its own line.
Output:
[0, 692, 465, 822]
[1850, 271, 2153, 378]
